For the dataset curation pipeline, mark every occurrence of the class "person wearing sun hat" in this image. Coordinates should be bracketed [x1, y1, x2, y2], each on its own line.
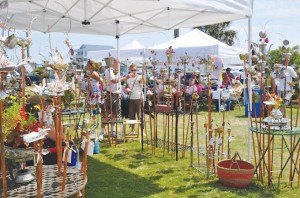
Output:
[222, 67, 235, 87]
[229, 80, 244, 101]
[86, 59, 103, 122]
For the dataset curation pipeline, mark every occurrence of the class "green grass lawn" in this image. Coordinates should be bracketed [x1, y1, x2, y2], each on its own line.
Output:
[81, 106, 300, 198]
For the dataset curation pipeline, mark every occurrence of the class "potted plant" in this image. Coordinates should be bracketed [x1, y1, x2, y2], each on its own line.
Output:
[3, 97, 38, 148]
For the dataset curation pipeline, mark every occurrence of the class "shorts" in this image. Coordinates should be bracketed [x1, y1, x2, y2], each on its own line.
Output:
[129, 99, 142, 120]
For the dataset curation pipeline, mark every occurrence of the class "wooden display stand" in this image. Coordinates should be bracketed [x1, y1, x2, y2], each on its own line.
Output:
[123, 119, 142, 143]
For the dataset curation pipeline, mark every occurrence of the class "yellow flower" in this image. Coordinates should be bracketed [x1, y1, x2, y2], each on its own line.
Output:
[34, 105, 40, 110]
[9, 95, 17, 100]
[22, 96, 27, 101]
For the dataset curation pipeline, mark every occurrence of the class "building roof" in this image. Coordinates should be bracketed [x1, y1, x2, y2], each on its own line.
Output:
[75, 44, 115, 52]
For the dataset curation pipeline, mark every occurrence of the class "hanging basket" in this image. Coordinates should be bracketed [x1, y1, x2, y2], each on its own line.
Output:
[217, 152, 255, 188]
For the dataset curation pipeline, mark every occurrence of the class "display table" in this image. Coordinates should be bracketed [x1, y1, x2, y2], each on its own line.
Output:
[212, 89, 233, 112]
[0, 165, 87, 197]
[251, 126, 300, 187]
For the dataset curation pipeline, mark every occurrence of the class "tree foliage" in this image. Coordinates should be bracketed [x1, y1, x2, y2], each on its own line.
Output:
[268, 45, 300, 66]
[194, 22, 237, 46]
[33, 66, 49, 79]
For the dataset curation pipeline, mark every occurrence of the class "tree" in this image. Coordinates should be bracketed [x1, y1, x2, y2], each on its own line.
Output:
[268, 45, 300, 66]
[194, 22, 237, 46]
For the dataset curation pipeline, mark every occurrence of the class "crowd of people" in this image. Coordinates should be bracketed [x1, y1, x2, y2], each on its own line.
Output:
[79, 59, 213, 137]
[23, 58, 297, 166]
[77, 58, 298, 139]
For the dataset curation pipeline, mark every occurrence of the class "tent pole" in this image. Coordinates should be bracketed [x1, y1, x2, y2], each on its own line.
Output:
[116, 20, 122, 141]
[247, 14, 252, 162]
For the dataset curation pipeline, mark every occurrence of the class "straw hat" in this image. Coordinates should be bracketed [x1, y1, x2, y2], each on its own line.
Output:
[88, 59, 101, 70]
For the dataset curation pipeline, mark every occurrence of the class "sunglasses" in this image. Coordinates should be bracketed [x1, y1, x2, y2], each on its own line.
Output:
[131, 69, 137, 71]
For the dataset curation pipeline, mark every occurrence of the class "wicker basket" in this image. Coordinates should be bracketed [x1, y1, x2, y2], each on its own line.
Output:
[217, 152, 255, 188]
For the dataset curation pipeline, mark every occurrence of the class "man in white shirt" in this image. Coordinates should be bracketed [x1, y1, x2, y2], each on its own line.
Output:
[271, 61, 297, 97]
[101, 59, 128, 136]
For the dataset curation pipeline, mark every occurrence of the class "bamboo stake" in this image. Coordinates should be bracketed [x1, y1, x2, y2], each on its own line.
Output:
[290, 134, 294, 187]
[153, 69, 157, 155]
[21, 45, 26, 108]
[58, 96, 63, 176]
[207, 73, 213, 178]
[81, 131, 89, 198]
[253, 99, 262, 180]
[295, 91, 300, 126]
[62, 135, 69, 192]
[167, 112, 170, 153]
[297, 145, 300, 188]
[147, 95, 153, 154]
[36, 97, 45, 198]
[182, 62, 186, 158]
[163, 113, 167, 157]
[35, 140, 44, 198]
[0, 100, 7, 198]
[183, 98, 193, 157]
[195, 98, 200, 167]
[267, 105, 271, 187]
[220, 99, 225, 160]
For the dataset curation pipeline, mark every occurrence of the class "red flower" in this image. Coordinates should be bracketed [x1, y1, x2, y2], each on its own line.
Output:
[265, 38, 269, 43]
[20, 107, 28, 120]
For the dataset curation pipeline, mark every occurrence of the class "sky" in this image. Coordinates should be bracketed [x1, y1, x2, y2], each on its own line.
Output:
[5, 0, 300, 64]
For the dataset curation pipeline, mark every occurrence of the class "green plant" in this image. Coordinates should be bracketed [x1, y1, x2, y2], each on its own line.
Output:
[3, 100, 38, 148]
[62, 90, 75, 109]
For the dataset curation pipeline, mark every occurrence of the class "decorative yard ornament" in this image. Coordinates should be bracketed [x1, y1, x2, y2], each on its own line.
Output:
[104, 53, 114, 67]
[180, 51, 190, 65]
[283, 40, 289, 46]
[165, 46, 175, 66]
[259, 31, 267, 39]
[4, 33, 18, 49]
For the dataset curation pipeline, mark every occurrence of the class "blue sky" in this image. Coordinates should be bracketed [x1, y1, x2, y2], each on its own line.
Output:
[5, 0, 300, 64]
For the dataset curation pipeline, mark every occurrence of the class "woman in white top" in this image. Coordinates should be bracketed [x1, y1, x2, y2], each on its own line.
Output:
[126, 64, 145, 133]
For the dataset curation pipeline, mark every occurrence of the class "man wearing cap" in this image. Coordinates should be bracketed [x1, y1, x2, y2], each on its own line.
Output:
[222, 68, 235, 87]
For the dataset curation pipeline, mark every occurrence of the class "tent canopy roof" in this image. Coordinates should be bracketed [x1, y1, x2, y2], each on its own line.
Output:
[120, 40, 146, 50]
[151, 29, 244, 58]
[3, 0, 252, 36]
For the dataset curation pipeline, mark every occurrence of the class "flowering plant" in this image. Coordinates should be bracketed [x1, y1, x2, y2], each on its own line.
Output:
[3, 98, 38, 148]
[165, 46, 175, 65]
[269, 93, 283, 109]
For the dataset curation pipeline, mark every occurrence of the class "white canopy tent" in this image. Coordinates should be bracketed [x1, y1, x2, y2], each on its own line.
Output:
[3, 0, 252, 36]
[151, 29, 243, 59]
[2, 0, 253, 160]
[88, 29, 244, 73]
[88, 39, 146, 66]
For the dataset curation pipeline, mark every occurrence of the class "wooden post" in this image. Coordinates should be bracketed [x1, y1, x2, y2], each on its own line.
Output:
[57, 96, 63, 176]
[62, 136, 70, 192]
[267, 105, 271, 187]
[207, 73, 213, 177]
[81, 131, 89, 198]
[0, 100, 7, 198]
[35, 140, 44, 198]
[182, 62, 186, 158]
